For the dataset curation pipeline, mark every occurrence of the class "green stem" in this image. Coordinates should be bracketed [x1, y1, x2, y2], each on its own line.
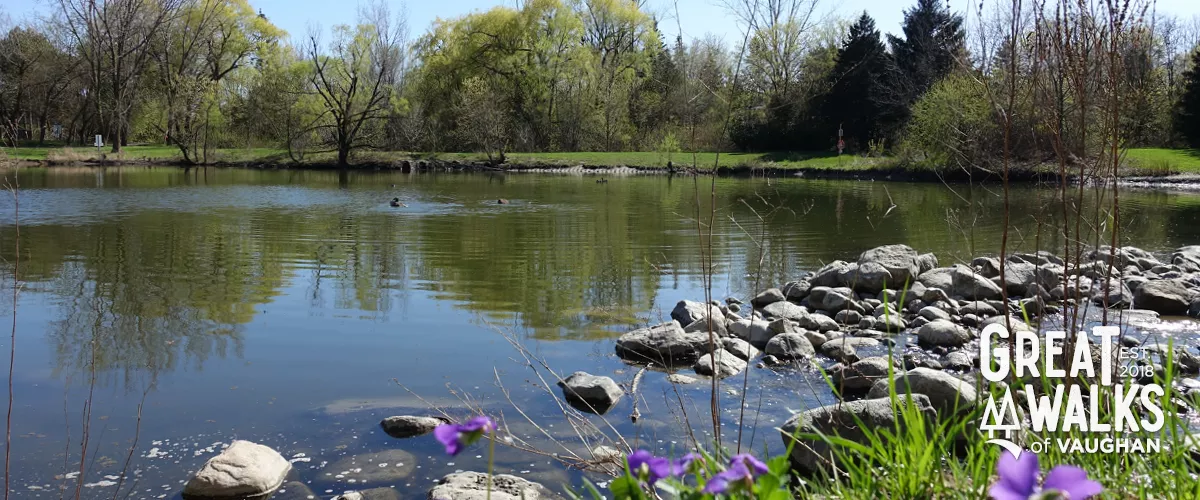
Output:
[487, 430, 495, 500]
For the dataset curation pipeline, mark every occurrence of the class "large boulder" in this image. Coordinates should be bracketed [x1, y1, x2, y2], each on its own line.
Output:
[950, 264, 1004, 300]
[762, 301, 808, 322]
[722, 337, 760, 361]
[182, 441, 291, 499]
[782, 280, 812, 300]
[847, 261, 894, 293]
[694, 349, 748, 378]
[917, 267, 954, 291]
[683, 316, 728, 337]
[670, 300, 721, 326]
[993, 261, 1063, 296]
[751, 288, 786, 308]
[1088, 276, 1133, 308]
[428, 472, 562, 500]
[730, 318, 773, 346]
[1174, 246, 1200, 272]
[558, 372, 623, 414]
[811, 261, 852, 288]
[764, 332, 816, 360]
[868, 368, 978, 415]
[780, 395, 935, 472]
[615, 321, 714, 366]
[797, 312, 839, 332]
[917, 320, 971, 347]
[859, 244, 922, 287]
[916, 253, 939, 274]
[380, 415, 448, 439]
[1133, 279, 1197, 315]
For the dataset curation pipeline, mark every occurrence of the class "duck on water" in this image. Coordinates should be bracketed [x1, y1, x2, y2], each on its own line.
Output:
[390, 197, 406, 207]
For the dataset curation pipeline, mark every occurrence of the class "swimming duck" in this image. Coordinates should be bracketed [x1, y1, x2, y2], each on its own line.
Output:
[596, 178, 608, 183]
[497, 199, 509, 204]
[390, 197, 405, 207]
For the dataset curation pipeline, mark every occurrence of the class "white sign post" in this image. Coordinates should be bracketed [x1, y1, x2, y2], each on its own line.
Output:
[94, 135, 103, 155]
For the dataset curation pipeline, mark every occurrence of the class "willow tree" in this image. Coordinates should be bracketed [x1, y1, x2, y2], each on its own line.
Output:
[308, 1, 408, 168]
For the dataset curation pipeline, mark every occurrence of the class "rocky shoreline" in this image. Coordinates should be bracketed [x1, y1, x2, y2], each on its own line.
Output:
[610, 243, 1200, 471]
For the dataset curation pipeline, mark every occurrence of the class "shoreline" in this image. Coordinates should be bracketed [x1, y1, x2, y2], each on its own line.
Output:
[8, 157, 1200, 189]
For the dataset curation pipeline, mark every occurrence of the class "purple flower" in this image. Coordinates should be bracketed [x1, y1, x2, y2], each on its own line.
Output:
[670, 452, 703, 475]
[432, 415, 495, 456]
[701, 453, 768, 494]
[627, 450, 671, 485]
[990, 451, 1103, 500]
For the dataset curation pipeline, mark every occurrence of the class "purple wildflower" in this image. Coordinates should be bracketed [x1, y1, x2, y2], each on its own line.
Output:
[990, 451, 1103, 500]
[701, 453, 768, 494]
[432, 415, 496, 456]
[627, 450, 671, 485]
[670, 452, 704, 475]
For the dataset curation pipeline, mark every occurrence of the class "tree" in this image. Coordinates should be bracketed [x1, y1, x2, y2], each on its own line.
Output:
[308, 1, 408, 168]
[820, 13, 902, 150]
[887, 0, 965, 110]
[57, 0, 183, 153]
[1174, 47, 1200, 148]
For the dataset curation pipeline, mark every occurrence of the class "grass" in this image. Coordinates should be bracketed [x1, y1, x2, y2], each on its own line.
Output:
[1124, 148, 1200, 175]
[1, 144, 894, 171]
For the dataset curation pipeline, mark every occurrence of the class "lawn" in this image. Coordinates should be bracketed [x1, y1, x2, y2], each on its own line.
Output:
[1124, 148, 1200, 174]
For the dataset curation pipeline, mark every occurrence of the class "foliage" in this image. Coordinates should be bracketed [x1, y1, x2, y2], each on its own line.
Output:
[1174, 48, 1200, 148]
[820, 13, 904, 152]
[902, 72, 998, 168]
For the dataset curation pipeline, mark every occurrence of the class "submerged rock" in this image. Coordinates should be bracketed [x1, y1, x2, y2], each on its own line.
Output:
[182, 440, 291, 499]
[335, 489, 402, 500]
[324, 450, 417, 483]
[557, 372, 623, 414]
[667, 373, 700, 384]
[380, 415, 447, 439]
[428, 472, 562, 500]
[780, 395, 935, 472]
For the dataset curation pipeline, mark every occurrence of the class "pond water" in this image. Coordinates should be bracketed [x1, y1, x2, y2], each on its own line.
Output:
[1, 167, 1200, 499]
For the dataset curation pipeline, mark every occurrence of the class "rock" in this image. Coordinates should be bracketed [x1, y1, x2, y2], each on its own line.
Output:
[1088, 276, 1133, 307]
[918, 268, 954, 292]
[872, 314, 906, 333]
[798, 312, 839, 332]
[782, 280, 812, 300]
[804, 330, 828, 348]
[182, 440, 291, 499]
[868, 368, 979, 415]
[591, 445, 623, 462]
[820, 340, 858, 363]
[943, 351, 974, 371]
[831, 357, 898, 392]
[811, 261, 852, 288]
[728, 303, 741, 313]
[972, 257, 1002, 278]
[722, 337, 760, 361]
[730, 318, 774, 346]
[859, 244, 922, 287]
[764, 332, 816, 360]
[667, 373, 700, 384]
[670, 300, 721, 326]
[834, 309, 862, 325]
[762, 300, 808, 321]
[683, 316, 728, 337]
[780, 395, 935, 472]
[981, 315, 1033, 332]
[916, 253, 939, 274]
[323, 449, 417, 483]
[428, 472, 561, 500]
[615, 321, 714, 366]
[1190, 297, 1200, 319]
[1174, 246, 1200, 272]
[917, 320, 970, 347]
[950, 264, 1005, 300]
[725, 296, 743, 305]
[751, 288, 786, 308]
[1133, 279, 1197, 315]
[848, 261, 894, 293]
[558, 372, 623, 414]
[694, 349, 748, 378]
[903, 352, 943, 370]
[1010, 251, 1063, 267]
[921, 287, 953, 305]
[380, 415, 447, 439]
[993, 261, 1062, 296]
[814, 287, 854, 313]
[272, 481, 318, 500]
[918, 306, 951, 322]
[960, 301, 998, 317]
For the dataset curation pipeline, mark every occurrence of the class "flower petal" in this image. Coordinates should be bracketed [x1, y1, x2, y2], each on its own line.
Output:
[1044, 465, 1103, 499]
[988, 482, 1032, 500]
[730, 454, 769, 475]
[432, 424, 462, 456]
[994, 450, 1038, 498]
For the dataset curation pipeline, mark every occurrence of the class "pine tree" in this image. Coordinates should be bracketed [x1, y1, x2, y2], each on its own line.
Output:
[888, 0, 966, 104]
[821, 13, 901, 150]
[1174, 48, 1200, 148]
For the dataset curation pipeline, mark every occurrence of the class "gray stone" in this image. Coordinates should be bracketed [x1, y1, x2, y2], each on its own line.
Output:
[683, 316, 728, 337]
[848, 261, 894, 293]
[782, 280, 812, 300]
[323, 449, 416, 483]
[694, 349, 748, 378]
[762, 300, 808, 321]
[916, 253, 939, 274]
[764, 332, 816, 360]
[380, 415, 447, 439]
[722, 337, 760, 361]
[615, 321, 714, 366]
[820, 340, 858, 363]
[811, 261, 852, 288]
[798, 312, 839, 332]
[751, 288, 786, 308]
[670, 300, 721, 327]
[667, 373, 700, 384]
[943, 351, 974, 371]
[859, 244, 922, 287]
[918, 268, 954, 293]
[834, 309, 862, 326]
[830, 357, 898, 392]
[1133, 279, 1197, 315]
[804, 330, 828, 348]
[921, 287, 953, 305]
[917, 320, 970, 347]
[1190, 297, 1200, 319]
[950, 264, 1005, 301]
[730, 318, 774, 346]
[182, 440, 291, 499]
[780, 395, 935, 472]
[868, 368, 979, 415]
[428, 472, 561, 500]
[972, 257, 1002, 278]
[960, 301, 998, 317]
[919, 306, 951, 322]
[558, 372, 623, 411]
[981, 315, 1033, 332]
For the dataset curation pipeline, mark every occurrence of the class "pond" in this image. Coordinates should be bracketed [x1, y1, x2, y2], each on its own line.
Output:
[1, 167, 1199, 499]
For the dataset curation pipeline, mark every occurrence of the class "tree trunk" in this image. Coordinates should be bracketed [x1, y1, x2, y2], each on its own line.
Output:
[337, 145, 350, 169]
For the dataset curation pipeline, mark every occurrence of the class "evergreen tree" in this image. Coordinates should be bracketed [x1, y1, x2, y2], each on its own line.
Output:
[820, 13, 901, 150]
[1174, 48, 1200, 148]
[887, 0, 965, 105]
